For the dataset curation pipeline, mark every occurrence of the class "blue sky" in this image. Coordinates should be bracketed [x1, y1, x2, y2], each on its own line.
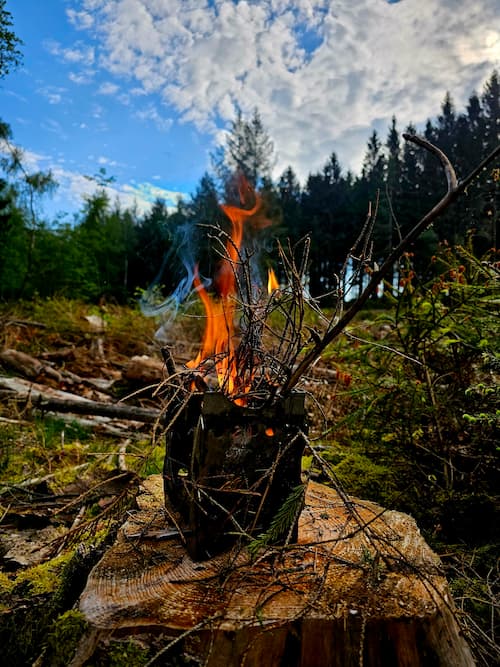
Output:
[1, 0, 499, 222]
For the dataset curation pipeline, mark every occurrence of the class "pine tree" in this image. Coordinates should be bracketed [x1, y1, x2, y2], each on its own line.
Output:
[187, 173, 221, 279]
[481, 70, 500, 152]
[385, 117, 402, 241]
[0, 120, 57, 296]
[360, 130, 390, 259]
[277, 166, 302, 240]
[212, 107, 275, 196]
[301, 153, 352, 299]
[0, 177, 26, 299]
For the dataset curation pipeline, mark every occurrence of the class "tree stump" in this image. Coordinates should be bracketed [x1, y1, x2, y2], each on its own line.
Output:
[77, 476, 474, 666]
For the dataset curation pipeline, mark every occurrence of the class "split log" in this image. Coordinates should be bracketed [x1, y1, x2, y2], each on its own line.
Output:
[77, 476, 474, 667]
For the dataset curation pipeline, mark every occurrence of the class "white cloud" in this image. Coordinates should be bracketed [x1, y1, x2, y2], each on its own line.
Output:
[65, 0, 500, 180]
[37, 86, 68, 105]
[41, 118, 69, 141]
[66, 8, 95, 30]
[0, 142, 50, 173]
[69, 70, 95, 84]
[121, 182, 186, 210]
[50, 164, 187, 216]
[97, 155, 120, 166]
[1, 144, 185, 217]
[97, 81, 120, 95]
[91, 103, 104, 118]
[134, 104, 173, 131]
[45, 39, 95, 66]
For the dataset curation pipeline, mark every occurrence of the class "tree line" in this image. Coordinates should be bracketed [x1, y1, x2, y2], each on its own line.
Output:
[0, 0, 498, 304]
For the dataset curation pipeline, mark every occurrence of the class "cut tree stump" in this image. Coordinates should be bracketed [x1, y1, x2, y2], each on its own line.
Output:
[77, 476, 474, 667]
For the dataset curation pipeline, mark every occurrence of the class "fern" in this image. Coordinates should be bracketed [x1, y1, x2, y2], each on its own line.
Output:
[248, 484, 305, 558]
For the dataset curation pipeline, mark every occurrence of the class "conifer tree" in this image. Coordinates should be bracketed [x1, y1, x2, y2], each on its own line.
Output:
[481, 70, 500, 152]
[212, 108, 275, 197]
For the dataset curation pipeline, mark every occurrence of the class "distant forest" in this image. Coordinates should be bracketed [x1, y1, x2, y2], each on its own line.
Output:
[0, 71, 498, 304]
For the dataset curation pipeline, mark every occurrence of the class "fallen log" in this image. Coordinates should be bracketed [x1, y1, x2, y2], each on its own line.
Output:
[0, 348, 62, 383]
[76, 476, 474, 667]
[0, 375, 162, 424]
[33, 396, 162, 424]
[0, 348, 117, 394]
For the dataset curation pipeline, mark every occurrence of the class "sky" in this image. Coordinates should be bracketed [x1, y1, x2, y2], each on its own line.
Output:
[1, 0, 499, 222]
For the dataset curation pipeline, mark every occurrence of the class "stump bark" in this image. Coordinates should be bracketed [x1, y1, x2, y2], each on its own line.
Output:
[77, 476, 474, 666]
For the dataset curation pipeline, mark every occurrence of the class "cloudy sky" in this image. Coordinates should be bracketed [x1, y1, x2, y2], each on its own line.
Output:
[2, 0, 499, 220]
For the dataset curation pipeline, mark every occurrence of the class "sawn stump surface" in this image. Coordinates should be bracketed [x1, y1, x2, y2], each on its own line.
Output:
[78, 476, 474, 666]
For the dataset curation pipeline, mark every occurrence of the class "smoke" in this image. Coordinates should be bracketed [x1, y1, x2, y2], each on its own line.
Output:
[139, 221, 210, 341]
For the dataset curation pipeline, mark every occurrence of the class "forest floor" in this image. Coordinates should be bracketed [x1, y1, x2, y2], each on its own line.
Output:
[0, 297, 497, 666]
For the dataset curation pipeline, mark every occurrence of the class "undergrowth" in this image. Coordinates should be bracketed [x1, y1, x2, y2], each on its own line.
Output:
[0, 245, 497, 664]
[310, 245, 499, 664]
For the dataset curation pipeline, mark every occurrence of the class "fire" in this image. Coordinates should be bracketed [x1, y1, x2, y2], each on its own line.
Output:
[267, 268, 279, 293]
[187, 176, 262, 399]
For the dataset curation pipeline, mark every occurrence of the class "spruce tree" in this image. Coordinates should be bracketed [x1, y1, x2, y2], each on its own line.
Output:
[481, 70, 500, 152]
[212, 107, 275, 197]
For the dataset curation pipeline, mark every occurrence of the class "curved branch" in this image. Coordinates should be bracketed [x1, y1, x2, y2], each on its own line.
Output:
[281, 137, 500, 394]
[402, 133, 458, 190]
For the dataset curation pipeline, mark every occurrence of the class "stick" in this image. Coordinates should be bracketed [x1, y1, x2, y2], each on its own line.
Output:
[34, 396, 162, 423]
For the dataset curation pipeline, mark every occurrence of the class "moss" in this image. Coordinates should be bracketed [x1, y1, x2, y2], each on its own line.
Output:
[330, 452, 399, 507]
[45, 610, 89, 667]
[0, 571, 15, 596]
[104, 639, 150, 667]
[14, 552, 73, 595]
[90, 637, 200, 666]
[2, 542, 107, 662]
[0, 597, 52, 665]
[139, 441, 165, 476]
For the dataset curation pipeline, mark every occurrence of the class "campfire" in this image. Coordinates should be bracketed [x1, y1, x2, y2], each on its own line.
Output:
[154, 174, 313, 559]
[179, 175, 313, 406]
[143, 133, 485, 561]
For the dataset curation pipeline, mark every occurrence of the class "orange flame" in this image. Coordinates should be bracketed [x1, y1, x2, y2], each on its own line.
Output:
[267, 268, 279, 293]
[188, 177, 261, 398]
